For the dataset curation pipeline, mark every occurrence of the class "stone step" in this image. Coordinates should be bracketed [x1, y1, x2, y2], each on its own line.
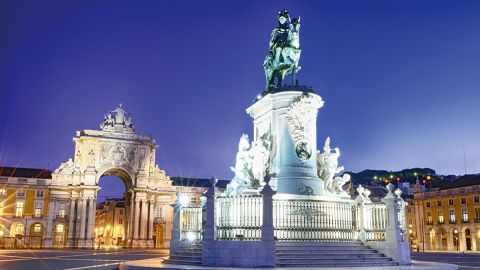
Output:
[277, 249, 379, 254]
[276, 253, 386, 259]
[276, 241, 362, 246]
[277, 258, 396, 265]
[170, 254, 203, 260]
[165, 259, 202, 266]
[277, 262, 397, 267]
[276, 246, 370, 251]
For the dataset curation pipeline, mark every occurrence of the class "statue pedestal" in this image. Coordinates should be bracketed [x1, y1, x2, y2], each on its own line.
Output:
[246, 87, 325, 196]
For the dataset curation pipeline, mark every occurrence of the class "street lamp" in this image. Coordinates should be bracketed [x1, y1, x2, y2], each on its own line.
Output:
[453, 229, 459, 251]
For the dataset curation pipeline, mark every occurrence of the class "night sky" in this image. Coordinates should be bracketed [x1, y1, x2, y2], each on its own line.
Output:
[1, 1, 480, 199]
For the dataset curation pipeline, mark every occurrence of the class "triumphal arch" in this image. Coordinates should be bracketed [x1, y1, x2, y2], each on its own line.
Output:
[46, 104, 176, 248]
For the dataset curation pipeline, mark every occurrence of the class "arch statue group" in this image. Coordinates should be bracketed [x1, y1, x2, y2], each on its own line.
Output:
[47, 104, 176, 248]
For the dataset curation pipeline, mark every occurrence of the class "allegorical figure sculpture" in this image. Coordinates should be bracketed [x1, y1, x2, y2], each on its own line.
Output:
[263, 9, 302, 90]
[224, 134, 272, 196]
[317, 137, 350, 194]
[100, 104, 135, 132]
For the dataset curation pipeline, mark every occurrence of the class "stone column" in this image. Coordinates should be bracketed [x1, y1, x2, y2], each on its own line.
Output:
[79, 198, 87, 241]
[45, 198, 56, 247]
[127, 197, 135, 245]
[147, 200, 155, 245]
[68, 199, 76, 240]
[86, 198, 96, 247]
[381, 184, 411, 265]
[260, 176, 276, 267]
[133, 199, 141, 241]
[140, 199, 148, 241]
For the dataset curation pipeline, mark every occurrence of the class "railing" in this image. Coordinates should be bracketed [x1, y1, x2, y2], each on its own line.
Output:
[180, 207, 203, 241]
[216, 195, 262, 241]
[54, 215, 69, 222]
[363, 202, 387, 241]
[273, 199, 357, 241]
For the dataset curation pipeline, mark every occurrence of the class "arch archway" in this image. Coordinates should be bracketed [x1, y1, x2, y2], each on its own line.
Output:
[29, 223, 44, 248]
[48, 104, 175, 248]
[465, 228, 472, 251]
[439, 227, 447, 250]
[428, 228, 436, 250]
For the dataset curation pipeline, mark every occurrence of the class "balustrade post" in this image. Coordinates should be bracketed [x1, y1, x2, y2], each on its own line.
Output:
[204, 178, 217, 241]
[355, 185, 370, 243]
[381, 183, 411, 265]
[169, 191, 183, 254]
[260, 175, 276, 267]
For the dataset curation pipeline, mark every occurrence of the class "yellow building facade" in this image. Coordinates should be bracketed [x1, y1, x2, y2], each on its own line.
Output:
[0, 167, 52, 248]
[413, 176, 480, 251]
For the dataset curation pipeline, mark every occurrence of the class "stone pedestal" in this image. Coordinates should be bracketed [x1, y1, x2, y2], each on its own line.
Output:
[246, 88, 325, 196]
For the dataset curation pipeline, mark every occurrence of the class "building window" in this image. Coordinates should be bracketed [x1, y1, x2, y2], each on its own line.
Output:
[56, 224, 64, 233]
[33, 224, 42, 233]
[118, 219, 123, 225]
[462, 209, 468, 222]
[36, 179, 46, 185]
[15, 201, 24, 217]
[426, 201, 431, 208]
[450, 210, 456, 223]
[461, 198, 467, 205]
[475, 208, 480, 221]
[190, 196, 197, 204]
[156, 206, 163, 218]
[58, 203, 66, 218]
[0, 178, 7, 183]
[119, 209, 123, 215]
[17, 178, 28, 184]
[35, 190, 44, 198]
[0, 189, 6, 196]
[34, 202, 43, 218]
[15, 224, 24, 233]
[437, 200, 442, 207]
[438, 210, 444, 224]
[449, 199, 454, 206]
[17, 189, 25, 197]
[427, 212, 433, 224]
[475, 196, 480, 204]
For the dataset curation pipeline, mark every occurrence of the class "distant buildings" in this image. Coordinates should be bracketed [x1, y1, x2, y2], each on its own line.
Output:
[0, 167, 52, 248]
[0, 166, 227, 249]
[411, 174, 480, 251]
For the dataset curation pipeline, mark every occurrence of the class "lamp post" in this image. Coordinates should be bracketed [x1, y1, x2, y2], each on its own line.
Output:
[454, 228, 459, 251]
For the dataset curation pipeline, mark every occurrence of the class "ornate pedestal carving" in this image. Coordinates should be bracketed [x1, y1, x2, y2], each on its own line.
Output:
[247, 88, 325, 195]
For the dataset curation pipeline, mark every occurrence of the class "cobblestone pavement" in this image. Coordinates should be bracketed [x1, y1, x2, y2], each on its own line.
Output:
[0, 248, 168, 270]
[412, 251, 480, 270]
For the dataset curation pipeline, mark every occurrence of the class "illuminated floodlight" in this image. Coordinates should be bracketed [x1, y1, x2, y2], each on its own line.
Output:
[177, 192, 190, 207]
[186, 231, 196, 241]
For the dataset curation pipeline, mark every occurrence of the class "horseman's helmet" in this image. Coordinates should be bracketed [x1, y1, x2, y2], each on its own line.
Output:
[278, 9, 290, 24]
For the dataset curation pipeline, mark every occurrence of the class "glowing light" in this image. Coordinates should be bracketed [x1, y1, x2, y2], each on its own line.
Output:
[389, 174, 394, 179]
[373, 176, 378, 180]
[178, 192, 190, 207]
[426, 175, 431, 180]
[186, 232, 196, 241]
[0, 230, 3, 237]
[413, 172, 418, 176]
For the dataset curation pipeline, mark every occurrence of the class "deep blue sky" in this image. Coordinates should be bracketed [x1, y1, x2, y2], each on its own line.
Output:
[1, 1, 480, 198]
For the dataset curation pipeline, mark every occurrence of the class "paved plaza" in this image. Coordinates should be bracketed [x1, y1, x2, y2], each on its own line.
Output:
[0, 249, 167, 270]
[412, 252, 480, 270]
